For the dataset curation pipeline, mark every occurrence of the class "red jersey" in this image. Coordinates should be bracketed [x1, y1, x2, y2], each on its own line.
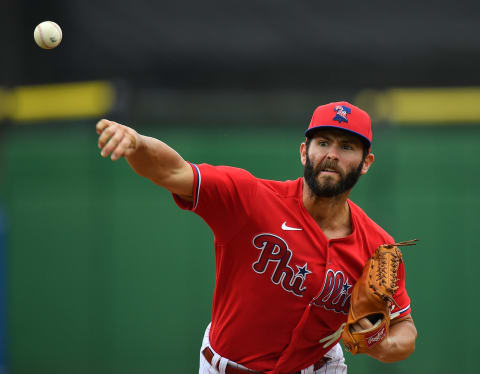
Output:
[173, 163, 411, 374]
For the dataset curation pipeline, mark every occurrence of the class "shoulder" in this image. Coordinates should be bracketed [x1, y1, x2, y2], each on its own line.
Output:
[197, 163, 255, 178]
[194, 163, 259, 186]
[257, 177, 303, 198]
[349, 200, 394, 249]
[195, 163, 302, 198]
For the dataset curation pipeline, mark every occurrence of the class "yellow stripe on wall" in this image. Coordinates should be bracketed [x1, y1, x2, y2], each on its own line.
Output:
[0, 88, 11, 120]
[356, 87, 480, 124]
[5, 81, 114, 122]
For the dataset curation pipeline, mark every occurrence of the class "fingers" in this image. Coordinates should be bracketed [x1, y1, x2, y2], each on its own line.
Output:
[96, 119, 111, 135]
[101, 129, 125, 158]
[350, 317, 374, 333]
[97, 120, 116, 149]
[112, 133, 136, 160]
[96, 119, 137, 161]
[358, 317, 374, 330]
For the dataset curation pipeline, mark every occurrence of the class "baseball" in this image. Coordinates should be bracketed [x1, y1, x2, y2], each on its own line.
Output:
[34, 21, 62, 49]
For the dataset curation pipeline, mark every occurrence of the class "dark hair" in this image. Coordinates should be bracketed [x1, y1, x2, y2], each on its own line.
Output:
[305, 136, 370, 160]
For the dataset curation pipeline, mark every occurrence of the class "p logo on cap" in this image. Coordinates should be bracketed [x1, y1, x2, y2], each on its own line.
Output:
[305, 101, 372, 148]
[333, 105, 351, 124]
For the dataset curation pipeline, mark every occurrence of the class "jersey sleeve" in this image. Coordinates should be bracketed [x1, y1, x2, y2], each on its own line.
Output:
[172, 163, 258, 240]
[391, 260, 411, 319]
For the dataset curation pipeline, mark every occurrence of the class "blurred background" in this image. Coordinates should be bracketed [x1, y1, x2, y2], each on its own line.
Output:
[0, 0, 479, 373]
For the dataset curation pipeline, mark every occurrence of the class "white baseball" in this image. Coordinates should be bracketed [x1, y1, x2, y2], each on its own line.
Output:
[34, 21, 62, 49]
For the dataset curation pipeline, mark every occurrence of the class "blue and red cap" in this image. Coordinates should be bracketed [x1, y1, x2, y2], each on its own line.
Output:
[305, 101, 372, 148]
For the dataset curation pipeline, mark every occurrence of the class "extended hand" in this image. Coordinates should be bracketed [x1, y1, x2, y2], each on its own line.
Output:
[96, 119, 139, 161]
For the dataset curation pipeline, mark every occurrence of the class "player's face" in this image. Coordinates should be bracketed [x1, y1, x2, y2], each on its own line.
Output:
[303, 130, 368, 198]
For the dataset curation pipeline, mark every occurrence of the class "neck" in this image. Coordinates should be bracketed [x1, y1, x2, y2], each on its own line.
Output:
[302, 179, 352, 236]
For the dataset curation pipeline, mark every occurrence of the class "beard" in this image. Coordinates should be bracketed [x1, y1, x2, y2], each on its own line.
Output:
[303, 153, 364, 198]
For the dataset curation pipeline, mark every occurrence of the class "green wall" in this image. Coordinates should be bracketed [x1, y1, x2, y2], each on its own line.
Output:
[1, 123, 479, 374]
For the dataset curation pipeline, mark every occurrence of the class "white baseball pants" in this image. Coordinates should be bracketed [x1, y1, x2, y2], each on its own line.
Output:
[199, 323, 347, 374]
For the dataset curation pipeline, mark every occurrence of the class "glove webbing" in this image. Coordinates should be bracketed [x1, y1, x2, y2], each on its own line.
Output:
[370, 239, 418, 309]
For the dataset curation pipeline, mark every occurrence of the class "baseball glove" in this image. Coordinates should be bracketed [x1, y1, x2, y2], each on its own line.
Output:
[341, 239, 418, 354]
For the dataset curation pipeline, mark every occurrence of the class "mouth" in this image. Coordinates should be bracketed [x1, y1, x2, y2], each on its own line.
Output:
[319, 168, 338, 174]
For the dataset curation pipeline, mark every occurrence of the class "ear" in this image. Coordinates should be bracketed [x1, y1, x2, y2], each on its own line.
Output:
[361, 153, 375, 175]
[300, 142, 307, 166]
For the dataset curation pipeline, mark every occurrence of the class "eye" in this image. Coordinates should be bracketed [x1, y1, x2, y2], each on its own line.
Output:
[342, 144, 353, 150]
[318, 141, 329, 147]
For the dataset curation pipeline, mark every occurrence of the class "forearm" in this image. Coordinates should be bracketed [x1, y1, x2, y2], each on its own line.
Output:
[366, 316, 417, 363]
[127, 135, 187, 184]
[96, 119, 194, 198]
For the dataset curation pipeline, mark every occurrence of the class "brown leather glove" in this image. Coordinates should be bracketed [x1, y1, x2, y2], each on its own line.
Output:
[341, 239, 417, 354]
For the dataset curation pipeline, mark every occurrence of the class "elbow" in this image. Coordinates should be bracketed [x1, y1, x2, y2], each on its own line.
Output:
[403, 336, 417, 360]
[377, 332, 417, 363]
[399, 322, 418, 361]
[379, 342, 415, 363]
[379, 316, 418, 363]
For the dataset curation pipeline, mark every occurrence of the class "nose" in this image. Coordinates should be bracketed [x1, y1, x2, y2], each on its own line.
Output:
[325, 144, 340, 160]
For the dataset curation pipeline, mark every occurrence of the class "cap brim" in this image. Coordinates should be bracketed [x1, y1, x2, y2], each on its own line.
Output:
[305, 125, 371, 147]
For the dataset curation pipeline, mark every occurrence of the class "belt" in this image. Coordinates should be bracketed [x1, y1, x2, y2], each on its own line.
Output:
[202, 347, 328, 374]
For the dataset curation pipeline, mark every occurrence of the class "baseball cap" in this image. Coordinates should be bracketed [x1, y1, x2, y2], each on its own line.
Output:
[305, 101, 372, 148]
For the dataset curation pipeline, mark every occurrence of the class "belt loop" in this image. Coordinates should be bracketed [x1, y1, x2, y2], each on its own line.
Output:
[211, 353, 221, 371]
[218, 357, 228, 374]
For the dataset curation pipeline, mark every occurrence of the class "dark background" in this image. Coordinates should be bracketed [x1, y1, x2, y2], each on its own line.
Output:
[3, 0, 480, 89]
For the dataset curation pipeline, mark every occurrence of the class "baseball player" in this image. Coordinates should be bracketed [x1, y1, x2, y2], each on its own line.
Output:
[96, 102, 417, 374]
